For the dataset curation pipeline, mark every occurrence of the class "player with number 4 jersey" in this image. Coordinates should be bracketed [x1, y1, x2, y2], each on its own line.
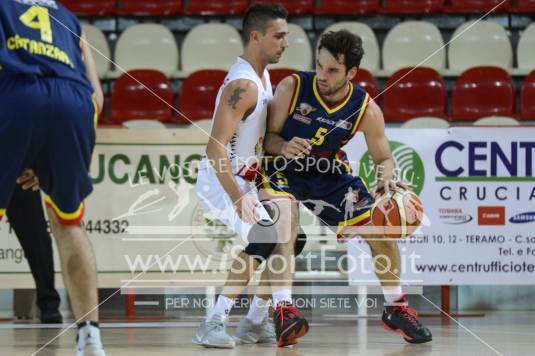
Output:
[0, 1, 105, 355]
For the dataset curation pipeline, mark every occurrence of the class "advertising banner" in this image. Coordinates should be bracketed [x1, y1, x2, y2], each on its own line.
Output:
[346, 128, 535, 285]
[1, 128, 534, 285]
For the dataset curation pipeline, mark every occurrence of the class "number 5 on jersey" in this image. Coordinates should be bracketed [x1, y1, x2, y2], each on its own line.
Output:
[312, 127, 328, 146]
[19, 6, 53, 43]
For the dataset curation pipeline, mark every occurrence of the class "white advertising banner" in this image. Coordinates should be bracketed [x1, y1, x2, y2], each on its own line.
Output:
[346, 127, 535, 285]
[0, 128, 534, 285]
[0, 129, 230, 275]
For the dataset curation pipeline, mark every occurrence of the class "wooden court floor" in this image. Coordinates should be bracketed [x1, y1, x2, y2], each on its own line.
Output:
[1, 311, 532, 356]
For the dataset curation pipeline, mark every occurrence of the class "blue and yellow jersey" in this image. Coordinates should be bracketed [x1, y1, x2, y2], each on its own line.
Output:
[259, 71, 373, 234]
[279, 71, 369, 173]
[0, 0, 91, 89]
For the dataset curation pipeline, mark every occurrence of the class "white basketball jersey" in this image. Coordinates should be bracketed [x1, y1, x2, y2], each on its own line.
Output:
[213, 57, 273, 177]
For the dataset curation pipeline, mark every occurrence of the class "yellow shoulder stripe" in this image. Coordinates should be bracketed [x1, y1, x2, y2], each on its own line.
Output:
[288, 74, 301, 115]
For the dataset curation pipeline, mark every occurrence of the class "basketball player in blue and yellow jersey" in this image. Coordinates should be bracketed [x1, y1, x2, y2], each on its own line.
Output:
[261, 30, 432, 344]
[0, 1, 105, 354]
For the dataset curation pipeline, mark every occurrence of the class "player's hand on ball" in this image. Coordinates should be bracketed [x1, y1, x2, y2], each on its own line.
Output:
[16, 169, 40, 191]
[281, 137, 312, 159]
[373, 179, 414, 200]
[234, 193, 260, 225]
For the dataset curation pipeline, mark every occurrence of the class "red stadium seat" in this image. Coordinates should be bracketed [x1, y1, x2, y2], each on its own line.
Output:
[269, 69, 295, 92]
[512, 0, 535, 12]
[118, 0, 182, 16]
[60, 0, 116, 16]
[96, 103, 115, 128]
[110, 70, 174, 124]
[252, 0, 314, 15]
[446, 0, 511, 13]
[176, 70, 227, 123]
[315, 0, 380, 15]
[182, 0, 248, 15]
[98, 115, 123, 128]
[383, 67, 446, 122]
[352, 69, 378, 99]
[381, 0, 445, 14]
[520, 71, 535, 120]
[452, 67, 514, 121]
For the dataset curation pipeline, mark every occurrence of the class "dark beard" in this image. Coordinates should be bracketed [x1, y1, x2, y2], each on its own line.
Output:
[320, 79, 348, 97]
[267, 57, 278, 64]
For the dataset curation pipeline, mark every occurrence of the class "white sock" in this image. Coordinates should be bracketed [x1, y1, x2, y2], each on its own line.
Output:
[383, 286, 404, 304]
[76, 321, 102, 349]
[246, 296, 270, 325]
[273, 289, 292, 307]
[208, 295, 234, 319]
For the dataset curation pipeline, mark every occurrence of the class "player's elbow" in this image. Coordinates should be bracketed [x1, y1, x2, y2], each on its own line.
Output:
[263, 132, 280, 155]
[205, 139, 224, 160]
[263, 131, 274, 147]
[205, 143, 216, 160]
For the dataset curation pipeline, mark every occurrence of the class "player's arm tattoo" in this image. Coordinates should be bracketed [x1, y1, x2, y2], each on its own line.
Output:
[228, 87, 246, 110]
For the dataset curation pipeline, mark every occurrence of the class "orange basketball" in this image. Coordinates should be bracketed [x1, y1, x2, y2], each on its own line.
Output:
[371, 188, 423, 239]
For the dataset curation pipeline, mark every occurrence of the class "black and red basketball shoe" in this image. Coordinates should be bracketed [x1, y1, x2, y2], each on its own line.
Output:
[381, 295, 432, 344]
[273, 302, 309, 347]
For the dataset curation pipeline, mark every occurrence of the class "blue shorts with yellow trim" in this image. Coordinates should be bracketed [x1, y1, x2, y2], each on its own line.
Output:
[0, 71, 97, 225]
[258, 162, 374, 241]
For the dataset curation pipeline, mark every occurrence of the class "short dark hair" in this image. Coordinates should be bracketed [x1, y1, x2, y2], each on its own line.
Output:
[242, 3, 288, 44]
[318, 30, 365, 72]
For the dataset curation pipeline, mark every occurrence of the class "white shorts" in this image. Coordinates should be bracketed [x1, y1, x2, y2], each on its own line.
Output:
[196, 157, 272, 243]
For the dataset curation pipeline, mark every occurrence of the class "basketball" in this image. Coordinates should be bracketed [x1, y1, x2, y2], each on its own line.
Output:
[371, 188, 423, 239]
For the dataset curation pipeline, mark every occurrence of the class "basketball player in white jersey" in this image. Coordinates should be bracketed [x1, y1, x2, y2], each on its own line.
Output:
[193, 3, 308, 349]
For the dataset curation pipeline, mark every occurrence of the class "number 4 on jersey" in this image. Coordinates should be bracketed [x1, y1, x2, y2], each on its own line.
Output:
[19, 6, 53, 43]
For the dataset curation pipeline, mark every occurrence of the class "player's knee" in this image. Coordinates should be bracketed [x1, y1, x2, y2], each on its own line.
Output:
[365, 237, 396, 254]
[243, 220, 278, 262]
[45, 208, 82, 242]
[46, 207, 61, 227]
[265, 200, 295, 243]
[244, 242, 277, 263]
